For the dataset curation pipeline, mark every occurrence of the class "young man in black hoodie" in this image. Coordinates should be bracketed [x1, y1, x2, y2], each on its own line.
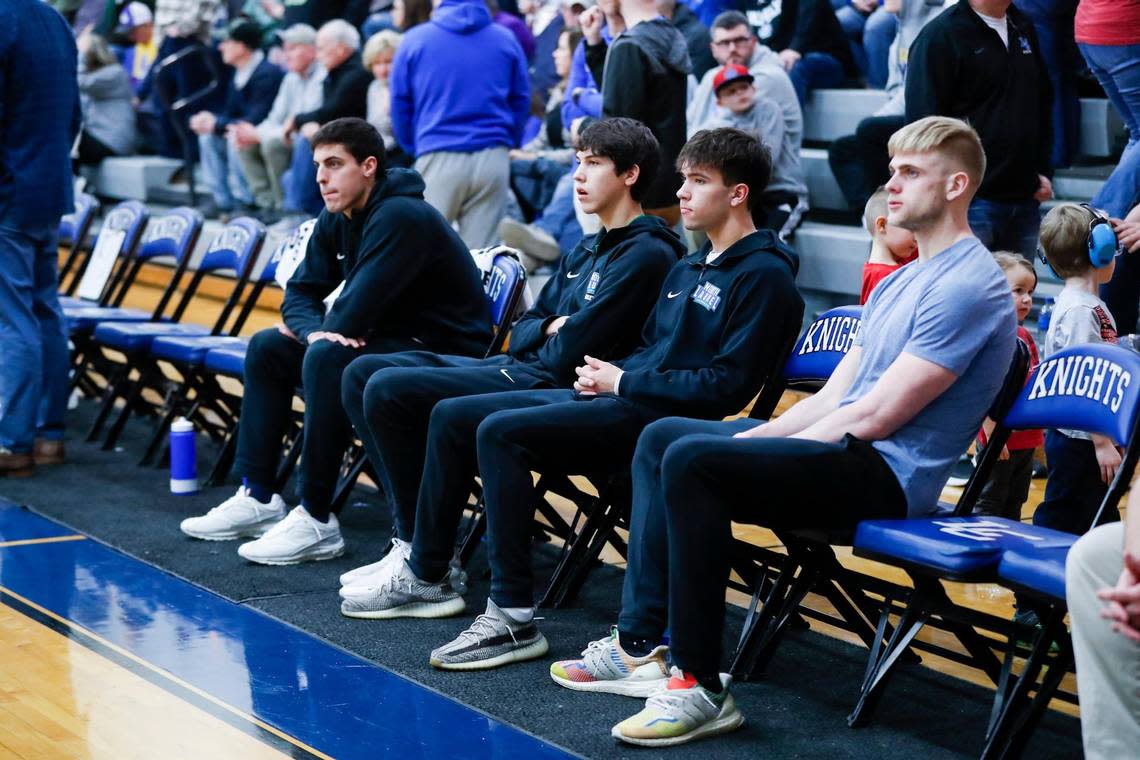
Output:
[581, 0, 691, 223]
[179, 118, 492, 565]
[336, 118, 684, 587]
[344, 129, 803, 668]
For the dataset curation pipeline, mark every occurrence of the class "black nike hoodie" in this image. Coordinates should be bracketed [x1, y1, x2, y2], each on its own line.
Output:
[282, 168, 492, 356]
[614, 228, 804, 418]
[509, 214, 685, 384]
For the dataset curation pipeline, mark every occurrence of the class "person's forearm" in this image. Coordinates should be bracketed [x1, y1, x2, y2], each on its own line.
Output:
[793, 395, 894, 443]
[754, 391, 836, 436]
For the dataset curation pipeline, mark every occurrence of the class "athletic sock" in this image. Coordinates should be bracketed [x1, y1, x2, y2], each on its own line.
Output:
[501, 606, 534, 624]
[618, 630, 656, 658]
[299, 500, 330, 524]
[243, 478, 273, 504]
[694, 671, 723, 695]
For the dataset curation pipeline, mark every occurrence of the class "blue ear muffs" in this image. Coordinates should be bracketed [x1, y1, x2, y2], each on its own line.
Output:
[1081, 202, 1120, 269]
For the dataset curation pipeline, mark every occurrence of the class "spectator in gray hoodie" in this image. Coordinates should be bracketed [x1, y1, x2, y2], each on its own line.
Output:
[702, 63, 808, 238]
[687, 12, 801, 158]
[76, 31, 138, 165]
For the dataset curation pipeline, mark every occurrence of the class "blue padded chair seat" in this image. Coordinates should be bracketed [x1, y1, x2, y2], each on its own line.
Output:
[150, 335, 248, 366]
[93, 322, 210, 354]
[58, 296, 86, 308]
[997, 537, 1077, 601]
[204, 344, 248, 377]
[65, 305, 154, 333]
[855, 517, 1077, 579]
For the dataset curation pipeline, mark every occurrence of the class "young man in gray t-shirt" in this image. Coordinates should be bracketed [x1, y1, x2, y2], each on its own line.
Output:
[549, 116, 1017, 747]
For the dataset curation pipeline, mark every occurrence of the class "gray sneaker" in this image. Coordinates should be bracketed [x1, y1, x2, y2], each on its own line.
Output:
[429, 599, 549, 671]
[339, 559, 466, 620]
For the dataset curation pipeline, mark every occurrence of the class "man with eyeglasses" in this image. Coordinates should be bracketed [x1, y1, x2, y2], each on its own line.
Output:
[687, 11, 801, 162]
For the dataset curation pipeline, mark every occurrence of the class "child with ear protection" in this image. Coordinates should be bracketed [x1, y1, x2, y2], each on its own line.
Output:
[1034, 202, 1123, 535]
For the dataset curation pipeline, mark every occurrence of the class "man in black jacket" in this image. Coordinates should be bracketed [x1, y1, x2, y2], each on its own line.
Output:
[341, 130, 804, 672]
[581, 0, 691, 223]
[905, 0, 1053, 258]
[179, 118, 492, 565]
[279, 19, 373, 221]
[336, 118, 684, 584]
[189, 19, 284, 219]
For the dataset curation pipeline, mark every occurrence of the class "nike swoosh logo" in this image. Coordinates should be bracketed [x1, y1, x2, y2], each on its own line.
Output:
[336, 252, 346, 260]
[667, 290, 684, 299]
[566, 271, 581, 279]
[500, 369, 515, 383]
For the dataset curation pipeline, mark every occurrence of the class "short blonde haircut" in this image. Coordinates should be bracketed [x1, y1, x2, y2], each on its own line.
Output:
[888, 116, 987, 198]
[362, 30, 402, 69]
[992, 250, 1037, 287]
[1040, 203, 1095, 278]
[863, 186, 888, 235]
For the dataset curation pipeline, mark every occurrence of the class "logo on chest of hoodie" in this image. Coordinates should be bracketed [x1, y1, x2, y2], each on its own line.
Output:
[691, 281, 722, 312]
[583, 271, 601, 301]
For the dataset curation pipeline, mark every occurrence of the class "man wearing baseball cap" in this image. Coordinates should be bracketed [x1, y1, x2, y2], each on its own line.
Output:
[188, 18, 284, 219]
[116, 2, 157, 95]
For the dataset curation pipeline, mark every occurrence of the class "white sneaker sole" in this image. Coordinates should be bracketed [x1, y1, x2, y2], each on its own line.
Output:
[340, 596, 466, 620]
[611, 709, 745, 747]
[550, 671, 668, 698]
[180, 520, 280, 541]
[430, 635, 549, 671]
[239, 539, 346, 566]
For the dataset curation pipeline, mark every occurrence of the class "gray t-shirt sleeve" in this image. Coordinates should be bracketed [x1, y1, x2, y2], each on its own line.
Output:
[903, 276, 1008, 377]
[1050, 305, 1105, 355]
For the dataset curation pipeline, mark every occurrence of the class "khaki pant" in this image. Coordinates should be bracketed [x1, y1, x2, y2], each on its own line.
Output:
[1066, 521, 1140, 759]
[238, 134, 292, 210]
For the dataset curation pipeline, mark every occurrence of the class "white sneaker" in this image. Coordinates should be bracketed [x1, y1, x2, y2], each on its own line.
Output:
[180, 487, 287, 541]
[237, 506, 345, 565]
[339, 559, 465, 620]
[339, 537, 411, 588]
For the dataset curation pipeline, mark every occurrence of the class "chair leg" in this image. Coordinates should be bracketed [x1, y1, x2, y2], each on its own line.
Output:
[86, 365, 127, 442]
[847, 589, 931, 727]
[101, 364, 150, 451]
[274, 425, 303, 493]
[206, 429, 237, 487]
[981, 612, 1057, 760]
[995, 631, 1072, 759]
[744, 560, 822, 679]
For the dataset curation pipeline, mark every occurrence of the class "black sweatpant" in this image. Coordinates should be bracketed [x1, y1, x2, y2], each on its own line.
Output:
[471, 393, 660, 607]
[827, 115, 906, 211]
[231, 328, 417, 519]
[619, 417, 907, 683]
[340, 352, 552, 541]
[1035, 430, 1119, 534]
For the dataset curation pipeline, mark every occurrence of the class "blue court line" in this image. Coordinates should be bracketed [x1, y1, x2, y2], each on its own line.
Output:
[0, 501, 576, 760]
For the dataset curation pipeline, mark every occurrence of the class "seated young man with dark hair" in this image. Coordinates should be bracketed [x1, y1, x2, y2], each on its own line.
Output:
[179, 117, 493, 565]
[552, 116, 1018, 747]
[344, 128, 805, 666]
[336, 117, 684, 585]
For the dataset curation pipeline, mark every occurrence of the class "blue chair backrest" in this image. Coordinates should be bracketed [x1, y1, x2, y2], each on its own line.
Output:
[94, 200, 149, 259]
[135, 207, 203, 264]
[783, 305, 862, 386]
[485, 253, 526, 330]
[1003, 343, 1140, 446]
[59, 192, 100, 244]
[260, 218, 317, 284]
[198, 217, 267, 277]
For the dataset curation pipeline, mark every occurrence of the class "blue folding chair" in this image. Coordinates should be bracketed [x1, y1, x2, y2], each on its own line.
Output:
[57, 192, 101, 302]
[62, 201, 154, 323]
[86, 217, 266, 450]
[137, 224, 304, 466]
[850, 342, 1127, 756]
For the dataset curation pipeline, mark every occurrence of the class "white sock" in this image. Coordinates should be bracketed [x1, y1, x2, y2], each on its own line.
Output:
[502, 606, 534, 624]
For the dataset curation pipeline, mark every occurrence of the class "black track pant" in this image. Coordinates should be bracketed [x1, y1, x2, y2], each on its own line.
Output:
[232, 328, 415, 519]
[340, 352, 551, 540]
[618, 417, 907, 682]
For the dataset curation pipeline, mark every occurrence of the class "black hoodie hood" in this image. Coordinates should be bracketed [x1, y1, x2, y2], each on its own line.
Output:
[623, 17, 692, 77]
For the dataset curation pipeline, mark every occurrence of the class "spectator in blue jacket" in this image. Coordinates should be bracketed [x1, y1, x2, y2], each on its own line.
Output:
[189, 19, 284, 219]
[391, 0, 531, 248]
[0, 0, 81, 476]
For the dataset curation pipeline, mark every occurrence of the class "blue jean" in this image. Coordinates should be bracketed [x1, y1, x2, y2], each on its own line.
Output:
[1080, 42, 1140, 218]
[282, 136, 324, 216]
[532, 169, 583, 255]
[0, 225, 69, 451]
[967, 197, 1042, 259]
[1021, 0, 1081, 169]
[788, 52, 847, 106]
[198, 133, 254, 211]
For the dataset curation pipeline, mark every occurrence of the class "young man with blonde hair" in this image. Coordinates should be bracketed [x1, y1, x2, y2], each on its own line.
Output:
[551, 115, 1017, 746]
